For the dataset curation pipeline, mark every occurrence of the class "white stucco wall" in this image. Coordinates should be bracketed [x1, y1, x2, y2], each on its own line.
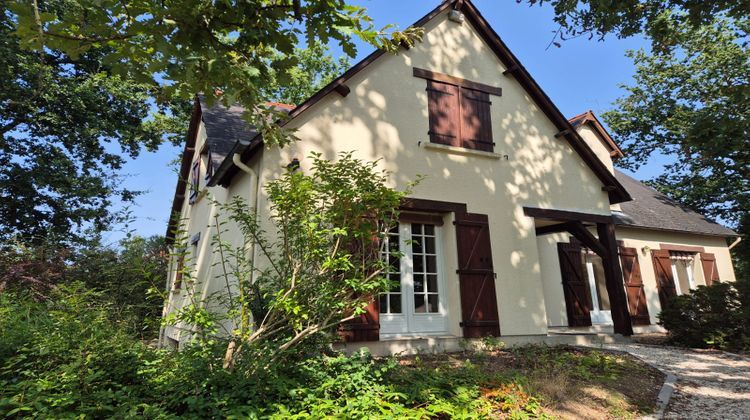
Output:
[243, 10, 612, 337]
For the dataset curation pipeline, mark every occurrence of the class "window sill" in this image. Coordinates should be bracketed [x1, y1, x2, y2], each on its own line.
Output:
[420, 141, 504, 159]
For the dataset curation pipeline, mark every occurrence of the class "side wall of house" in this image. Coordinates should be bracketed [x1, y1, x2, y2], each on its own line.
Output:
[162, 122, 263, 344]
[248, 9, 613, 337]
[538, 228, 735, 327]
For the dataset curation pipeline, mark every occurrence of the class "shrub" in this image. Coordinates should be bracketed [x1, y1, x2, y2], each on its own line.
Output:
[659, 282, 750, 351]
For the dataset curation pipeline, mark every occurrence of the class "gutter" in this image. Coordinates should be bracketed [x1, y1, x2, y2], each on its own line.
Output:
[206, 139, 252, 188]
[729, 236, 742, 250]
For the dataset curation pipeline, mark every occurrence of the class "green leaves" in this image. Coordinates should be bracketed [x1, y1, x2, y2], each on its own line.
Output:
[603, 16, 749, 228]
[9, 0, 423, 116]
[520, 0, 749, 50]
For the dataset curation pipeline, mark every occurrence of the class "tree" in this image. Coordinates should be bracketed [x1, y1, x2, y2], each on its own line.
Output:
[69, 235, 169, 337]
[9, 0, 422, 146]
[1, 4, 188, 246]
[260, 43, 350, 105]
[602, 17, 749, 275]
[520, 0, 749, 48]
[168, 152, 415, 367]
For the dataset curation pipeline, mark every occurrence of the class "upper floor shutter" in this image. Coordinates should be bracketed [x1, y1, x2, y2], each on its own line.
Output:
[459, 88, 493, 152]
[427, 80, 460, 147]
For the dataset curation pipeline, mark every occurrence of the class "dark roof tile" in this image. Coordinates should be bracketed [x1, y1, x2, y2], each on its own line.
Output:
[614, 170, 736, 237]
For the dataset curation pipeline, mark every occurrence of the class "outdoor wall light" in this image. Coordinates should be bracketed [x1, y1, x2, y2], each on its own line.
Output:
[641, 245, 651, 256]
[287, 158, 300, 172]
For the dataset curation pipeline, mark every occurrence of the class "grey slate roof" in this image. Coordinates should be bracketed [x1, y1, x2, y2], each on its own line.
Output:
[198, 97, 293, 170]
[614, 170, 737, 237]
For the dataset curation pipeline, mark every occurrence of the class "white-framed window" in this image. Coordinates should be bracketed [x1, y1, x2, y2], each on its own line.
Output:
[670, 252, 696, 294]
[581, 252, 612, 325]
[379, 221, 448, 337]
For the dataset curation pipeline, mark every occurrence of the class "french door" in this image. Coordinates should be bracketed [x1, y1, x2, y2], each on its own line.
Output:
[379, 222, 448, 337]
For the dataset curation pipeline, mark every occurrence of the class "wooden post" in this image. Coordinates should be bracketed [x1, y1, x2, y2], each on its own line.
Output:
[597, 223, 633, 336]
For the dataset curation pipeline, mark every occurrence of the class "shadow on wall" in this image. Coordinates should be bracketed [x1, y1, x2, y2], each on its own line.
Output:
[268, 13, 609, 335]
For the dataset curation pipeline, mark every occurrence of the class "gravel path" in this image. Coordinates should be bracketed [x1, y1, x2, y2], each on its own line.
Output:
[594, 343, 750, 419]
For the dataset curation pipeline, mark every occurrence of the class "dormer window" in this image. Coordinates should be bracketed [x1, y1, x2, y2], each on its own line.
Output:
[189, 160, 200, 204]
[414, 67, 501, 152]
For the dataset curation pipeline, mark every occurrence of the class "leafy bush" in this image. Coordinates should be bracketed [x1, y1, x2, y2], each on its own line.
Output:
[659, 282, 750, 351]
[1, 287, 551, 418]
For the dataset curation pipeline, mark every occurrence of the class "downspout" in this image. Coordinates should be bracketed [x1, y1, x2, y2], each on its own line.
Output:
[729, 237, 742, 250]
[231, 152, 260, 341]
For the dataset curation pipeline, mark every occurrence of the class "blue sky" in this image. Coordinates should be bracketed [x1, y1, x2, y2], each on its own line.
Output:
[104, 0, 667, 244]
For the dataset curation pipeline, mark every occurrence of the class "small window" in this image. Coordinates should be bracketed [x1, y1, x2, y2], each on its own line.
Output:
[670, 252, 697, 293]
[414, 67, 501, 152]
[189, 160, 200, 204]
[426, 81, 494, 152]
[203, 149, 213, 180]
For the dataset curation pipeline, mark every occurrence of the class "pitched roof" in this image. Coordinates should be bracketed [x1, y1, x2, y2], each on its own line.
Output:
[199, 98, 293, 170]
[568, 110, 624, 159]
[212, 0, 631, 204]
[613, 170, 736, 237]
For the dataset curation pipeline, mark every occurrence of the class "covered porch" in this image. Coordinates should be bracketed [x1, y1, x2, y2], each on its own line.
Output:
[524, 207, 635, 336]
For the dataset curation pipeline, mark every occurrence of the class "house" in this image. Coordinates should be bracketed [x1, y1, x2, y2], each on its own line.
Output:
[161, 0, 738, 352]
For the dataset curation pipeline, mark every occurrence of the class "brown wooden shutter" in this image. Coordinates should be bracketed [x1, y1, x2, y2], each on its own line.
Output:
[700, 253, 720, 286]
[652, 249, 677, 309]
[455, 213, 500, 337]
[459, 88, 493, 152]
[339, 300, 379, 342]
[339, 230, 381, 343]
[619, 246, 650, 325]
[427, 80, 460, 147]
[557, 242, 592, 327]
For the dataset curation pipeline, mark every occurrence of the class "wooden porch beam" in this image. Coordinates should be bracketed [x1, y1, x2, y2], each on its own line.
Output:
[566, 222, 607, 258]
[535, 221, 577, 236]
[523, 206, 613, 224]
[597, 223, 634, 336]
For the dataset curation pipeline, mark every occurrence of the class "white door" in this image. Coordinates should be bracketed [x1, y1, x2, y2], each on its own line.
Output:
[379, 222, 448, 338]
[584, 253, 613, 325]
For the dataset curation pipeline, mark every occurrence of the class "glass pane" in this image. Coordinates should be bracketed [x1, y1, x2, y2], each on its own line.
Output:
[411, 223, 422, 234]
[389, 274, 401, 291]
[428, 294, 439, 313]
[413, 274, 424, 292]
[427, 275, 438, 292]
[412, 239, 423, 254]
[425, 236, 436, 254]
[414, 294, 426, 313]
[379, 294, 388, 313]
[674, 260, 691, 295]
[413, 255, 424, 273]
[426, 255, 437, 273]
[424, 224, 435, 236]
[390, 294, 402, 314]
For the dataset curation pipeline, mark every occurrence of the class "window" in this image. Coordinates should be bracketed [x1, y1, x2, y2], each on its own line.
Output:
[411, 223, 440, 313]
[670, 252, 696, 294]
[202, 149, 213, 180]
[581, 251, 612, 325]
[379, 226, 402, 314]
[414, 67, 501, 152]
[378, 220, 447, 337]
[189, 160, 200, 204]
